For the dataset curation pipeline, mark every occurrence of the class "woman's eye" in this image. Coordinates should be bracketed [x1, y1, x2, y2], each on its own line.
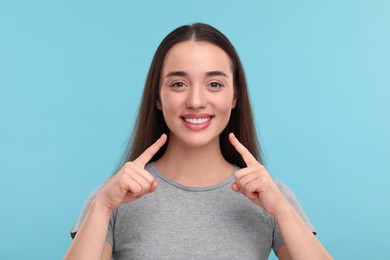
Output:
[170, 82, 185, 88]
[209, 82, 223, 88]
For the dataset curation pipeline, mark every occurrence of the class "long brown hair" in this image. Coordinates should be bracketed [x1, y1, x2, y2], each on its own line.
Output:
[122, 23, 263, 168]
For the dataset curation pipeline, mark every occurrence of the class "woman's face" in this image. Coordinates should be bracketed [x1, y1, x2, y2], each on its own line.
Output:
[157, 40, 237, 148]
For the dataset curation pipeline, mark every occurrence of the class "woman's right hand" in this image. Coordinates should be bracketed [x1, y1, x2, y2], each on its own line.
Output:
[94, 134, 167, 212]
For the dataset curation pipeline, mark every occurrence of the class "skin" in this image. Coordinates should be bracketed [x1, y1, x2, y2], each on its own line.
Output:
[64, 41, 332, 260]
[157, 41, 236, 149]
[155, 41, 237, 186]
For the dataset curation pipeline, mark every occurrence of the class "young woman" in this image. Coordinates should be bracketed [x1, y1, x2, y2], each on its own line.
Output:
[65, 23, 332, 259]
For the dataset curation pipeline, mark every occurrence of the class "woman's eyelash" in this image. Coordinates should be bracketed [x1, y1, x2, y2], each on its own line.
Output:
[170, 82, 185, 88]
[169, 81, 223, 88]
[209, 82, 223, 88]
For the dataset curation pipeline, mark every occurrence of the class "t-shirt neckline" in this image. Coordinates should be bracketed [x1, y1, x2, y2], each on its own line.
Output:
[148, 162, 239, 192]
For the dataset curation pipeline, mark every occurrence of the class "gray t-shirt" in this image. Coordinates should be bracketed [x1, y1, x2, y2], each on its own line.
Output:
[71, 162, 315, 259]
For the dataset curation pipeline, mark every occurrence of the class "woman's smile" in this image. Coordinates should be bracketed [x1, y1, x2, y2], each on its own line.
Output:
[181, 114, 213, 131]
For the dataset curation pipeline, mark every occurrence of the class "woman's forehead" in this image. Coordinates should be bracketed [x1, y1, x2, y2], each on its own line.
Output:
[161, 41, 233, 76]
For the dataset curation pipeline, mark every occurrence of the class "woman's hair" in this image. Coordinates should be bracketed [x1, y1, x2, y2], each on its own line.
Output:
[122, 23, 263, 168]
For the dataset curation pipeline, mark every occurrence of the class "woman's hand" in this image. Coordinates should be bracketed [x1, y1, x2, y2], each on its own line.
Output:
[229, 133, 290, 218]
[95, 134, 167, 212]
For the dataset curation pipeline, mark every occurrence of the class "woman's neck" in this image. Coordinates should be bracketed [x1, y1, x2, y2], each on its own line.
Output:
[155, 137, 234, 187]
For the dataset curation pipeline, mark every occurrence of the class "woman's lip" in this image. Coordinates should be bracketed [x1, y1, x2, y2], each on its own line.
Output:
[181, 115, 213, 131]
[181, 113, 213, 119]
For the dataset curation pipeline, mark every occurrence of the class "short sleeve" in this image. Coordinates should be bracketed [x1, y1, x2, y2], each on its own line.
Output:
[272, 180, 317, 254]
[69, 177, 114, 246]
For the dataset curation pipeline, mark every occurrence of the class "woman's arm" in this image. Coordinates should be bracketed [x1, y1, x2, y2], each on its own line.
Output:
[102, 242, 113, 260]
[64, 134, 167, 259]
[274, 203, 331, 259]
[64, 201, 113, 260]
[229, 133, 332, 260]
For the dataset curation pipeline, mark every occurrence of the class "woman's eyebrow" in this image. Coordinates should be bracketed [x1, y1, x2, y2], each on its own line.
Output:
[206, 71, 228, 78]
[164, 70, 229, 78]
[165, 71, 188, 78]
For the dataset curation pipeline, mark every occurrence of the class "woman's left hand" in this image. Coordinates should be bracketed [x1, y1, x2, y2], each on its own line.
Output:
[229, 133, 290, 218]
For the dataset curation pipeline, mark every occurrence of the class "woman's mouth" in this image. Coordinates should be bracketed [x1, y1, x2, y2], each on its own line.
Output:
[181, 114, 213, 130]
[184, 117, 211, 125]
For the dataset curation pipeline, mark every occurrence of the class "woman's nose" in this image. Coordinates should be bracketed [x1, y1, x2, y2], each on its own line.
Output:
[185, 86, 207, 109]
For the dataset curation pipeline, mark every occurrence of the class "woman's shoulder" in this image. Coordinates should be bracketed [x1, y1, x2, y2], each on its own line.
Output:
[274, 179, 295, 196]
[273, 179, 303, 207]
[70, 177, 111, 238]
[273, 179, 317, 234]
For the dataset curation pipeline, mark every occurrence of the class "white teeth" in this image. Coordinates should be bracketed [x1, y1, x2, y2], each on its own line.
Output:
[184, 117, 211, 125]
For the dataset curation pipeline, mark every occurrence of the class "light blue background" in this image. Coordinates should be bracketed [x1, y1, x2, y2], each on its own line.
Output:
[1, 0, 389, 259]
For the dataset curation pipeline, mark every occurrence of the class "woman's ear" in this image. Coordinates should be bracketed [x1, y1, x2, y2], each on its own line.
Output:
[232, 97, 237, 109]
[156, 99, 162, 110]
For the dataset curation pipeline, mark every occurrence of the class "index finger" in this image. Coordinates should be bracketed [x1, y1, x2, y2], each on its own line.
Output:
[134, 134, 167, 168]
[228, 133, 258, 167]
